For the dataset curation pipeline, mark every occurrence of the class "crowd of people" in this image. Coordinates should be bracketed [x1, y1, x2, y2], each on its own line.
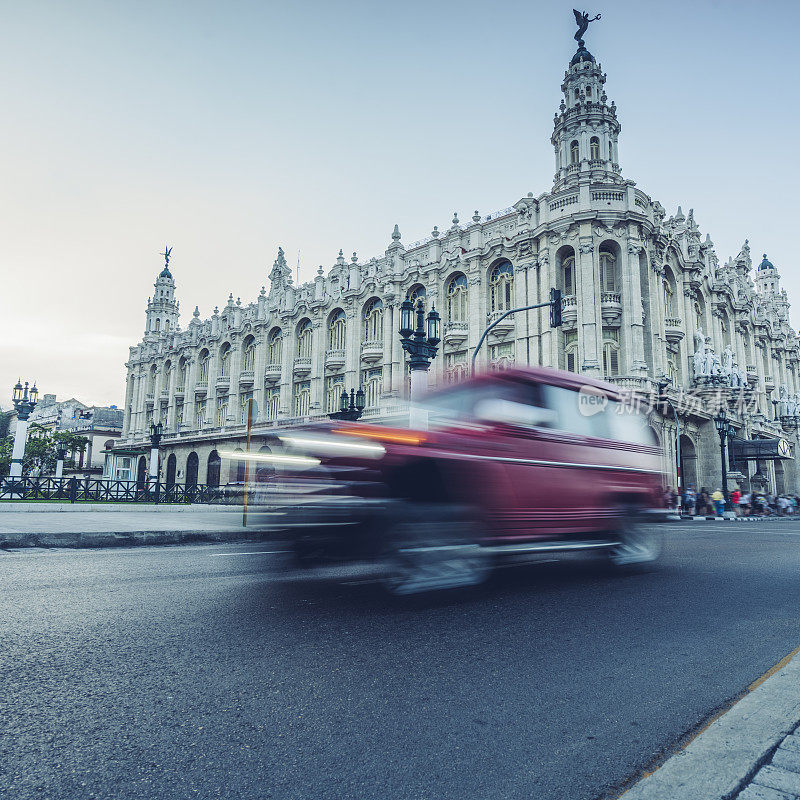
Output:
[664, 486, 800, 517]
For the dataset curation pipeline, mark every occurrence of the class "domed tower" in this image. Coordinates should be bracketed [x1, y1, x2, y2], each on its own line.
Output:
[551, 13, 622, 192]
[756, 253, 780, 296]
[145, 246, 180, 338]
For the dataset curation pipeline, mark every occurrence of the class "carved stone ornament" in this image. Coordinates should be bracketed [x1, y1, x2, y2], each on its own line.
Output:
[579, 241, 594, 255]
[627, 242, 643, 255]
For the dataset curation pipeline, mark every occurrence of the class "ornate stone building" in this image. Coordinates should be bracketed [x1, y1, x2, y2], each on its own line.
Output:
[113, 31, 800, 495]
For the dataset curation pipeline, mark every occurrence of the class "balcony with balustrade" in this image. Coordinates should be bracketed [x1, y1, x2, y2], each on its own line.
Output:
[215, 376, 230, 392]
[325, 349, 346, 370]
[601, 292, 622, 325]
[173, 386, 185, 399]
[360, 340, 383, 363]
[486, 311, 514, 337]
[238, 370, 254, 387]
[265, 364, 281, 384]
[293, 357, 312, 375]
[444, 322, 469, 346]
[194, 381, 208, 396]
[561, 295, 577, 327]
[746, 365, 758, 385]
[664, 317, 684, 344]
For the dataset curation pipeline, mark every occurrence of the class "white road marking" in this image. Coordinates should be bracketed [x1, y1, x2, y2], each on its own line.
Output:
[208, 550, 289, 557]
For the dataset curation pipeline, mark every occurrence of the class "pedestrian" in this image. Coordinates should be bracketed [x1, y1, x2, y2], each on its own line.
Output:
[697, 487, 710, 516]
[739, 491, 751, 517]
[682, 486, 696, 516]
[730, 487, 741, 517]
[711, 488, 725, 516]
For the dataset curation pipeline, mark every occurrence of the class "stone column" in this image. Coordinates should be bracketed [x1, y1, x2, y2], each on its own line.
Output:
[577, 235, 601, 376]
[624, 241, 648, 375]
[539, 248, 553, 369]
[310, 321, 324, 414]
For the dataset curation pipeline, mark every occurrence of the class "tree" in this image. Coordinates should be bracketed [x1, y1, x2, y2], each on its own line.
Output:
[0, 427, 91, 477]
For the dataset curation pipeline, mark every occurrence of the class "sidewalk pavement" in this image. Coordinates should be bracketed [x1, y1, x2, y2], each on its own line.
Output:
[0, 508, 272, 548]
[622, 647, 800, 800]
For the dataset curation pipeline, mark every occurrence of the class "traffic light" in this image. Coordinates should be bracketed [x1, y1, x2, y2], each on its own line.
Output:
[549, 287, 562, 328]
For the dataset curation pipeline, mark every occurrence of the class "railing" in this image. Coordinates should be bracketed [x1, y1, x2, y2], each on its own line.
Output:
[215, 376, 230, 389]
[664, 316, 682, 328]
[239, 370, 254, 384]
[174, 386, 185, 396]
[592, 191, 625, 202]
[561, 294, 577, 308]
[194, 381, 208, 394]
[293, 357, 312, 373]
[549, 194, 579, 212]
[0, 477, 224, 504]
[601, 292, 622, 304]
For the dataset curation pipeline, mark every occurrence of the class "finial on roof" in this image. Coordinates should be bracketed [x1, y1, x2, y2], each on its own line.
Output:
[392, 224, 401, 241]
[259, 286, 266, 296]
[213, 306, 219, 315]
[351, 252, 358, 263]
[452, 212, 459, 226]
[431, 226, 439, 238]
[317, 266, 324, 277]
[473, 210, 481, 223]
[236, 297, 241, 306]
[193, 306, 199, 318]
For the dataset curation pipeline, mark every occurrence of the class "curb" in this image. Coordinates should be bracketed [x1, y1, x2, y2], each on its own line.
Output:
[620, 647, 800, 799]
[0, 529, 267, 549]
[676, 516, 793, 522]
[0, 503, 238, 513]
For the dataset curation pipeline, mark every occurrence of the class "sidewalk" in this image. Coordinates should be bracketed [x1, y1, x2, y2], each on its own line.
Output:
[622, 647, 800, 799]
[0, 508, 272, 548]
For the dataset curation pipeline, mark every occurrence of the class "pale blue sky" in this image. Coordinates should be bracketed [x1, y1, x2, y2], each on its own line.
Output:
[1, 0, 797, 406]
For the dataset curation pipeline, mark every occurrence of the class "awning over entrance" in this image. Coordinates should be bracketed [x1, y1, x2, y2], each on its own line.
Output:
[730, 437, 793, 460]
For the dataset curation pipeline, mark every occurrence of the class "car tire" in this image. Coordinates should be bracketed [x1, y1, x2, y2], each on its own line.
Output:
[380, 502, 491, 596]
[606, 506, 662, 570]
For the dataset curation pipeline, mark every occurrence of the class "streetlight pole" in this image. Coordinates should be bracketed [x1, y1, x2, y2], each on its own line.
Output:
[399, 300, 441, 427]
[149, 421, 163, 486]
[713, 408, 734, 512]
[9, 380, 39, 479]
[55, 440, 68, 480]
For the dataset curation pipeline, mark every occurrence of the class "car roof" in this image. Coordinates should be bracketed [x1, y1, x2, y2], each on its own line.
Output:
[435, 365, 629, 400]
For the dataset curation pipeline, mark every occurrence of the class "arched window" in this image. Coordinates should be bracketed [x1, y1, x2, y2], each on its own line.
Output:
[600, 251, 617, 292]
[585, 85, 592, 98]
[164, 320, 170, 333]
[198, 350, 210, 382]
[489, 261, 514, 313]
[363, 298, 383, 343]
[297, 320, 312, 359]
[573, 88, 579, 100]
[219, 343, 231, 377]
[562, 255, 576, 295]
[564, 330, 579, 373]
[328, 310, 346, 350]
[265, 387, 280, 420]
[325, 375, 344, 414]
[154, 318, 161, 332]
[602, 328, 620, 377]
[207, 450, 221, 488]
[148, 365, 157, 394]
[242, 336, 256, 372]
[362, 367, 383, 409]
[215, 396, 229, 427]
[294, 381, 311, 417]
[664, 281, 675, 318]
[590, 137, 600, 160]
[446, 273, 468, 323]
[186, 452, 199, 487]
[570, 140, 579, 164]
[166, 453, 177, 487]
[267, 328, 282, 365]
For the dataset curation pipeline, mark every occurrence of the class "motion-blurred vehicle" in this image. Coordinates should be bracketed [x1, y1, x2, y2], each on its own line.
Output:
[259, 367, 666, 594]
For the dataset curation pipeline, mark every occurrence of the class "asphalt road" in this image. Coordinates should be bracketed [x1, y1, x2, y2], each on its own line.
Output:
[2, 520, 800, 800]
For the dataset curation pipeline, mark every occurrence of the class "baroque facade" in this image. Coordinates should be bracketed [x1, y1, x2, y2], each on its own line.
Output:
[114, 33, 800, 495]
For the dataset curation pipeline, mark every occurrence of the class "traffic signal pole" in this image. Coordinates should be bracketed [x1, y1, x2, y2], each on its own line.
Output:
[471, 289, 562, 375]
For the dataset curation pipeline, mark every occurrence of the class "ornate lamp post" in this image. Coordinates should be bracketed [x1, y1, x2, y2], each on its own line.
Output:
[149, 420, 163, 485]
[330, 388, 366, 422]
[9, 380, 38, 479]
[713, 408, 735, 511]
[55, 440, 68, 480]
[399, 299, 441, 406]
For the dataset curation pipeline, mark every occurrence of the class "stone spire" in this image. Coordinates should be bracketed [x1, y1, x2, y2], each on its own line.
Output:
[268, 246, 292, 296]
[551, 16, 622, 192]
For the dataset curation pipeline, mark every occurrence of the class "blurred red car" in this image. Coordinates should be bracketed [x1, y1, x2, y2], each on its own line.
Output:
[261, 367, 667, 594]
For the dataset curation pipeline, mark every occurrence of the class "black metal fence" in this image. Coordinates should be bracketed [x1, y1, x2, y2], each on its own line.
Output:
[0, 477, 227, 504]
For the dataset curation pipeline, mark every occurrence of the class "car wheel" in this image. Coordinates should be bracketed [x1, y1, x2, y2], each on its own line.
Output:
[381, 503, 490, 596]
[607, 508, 662, 569]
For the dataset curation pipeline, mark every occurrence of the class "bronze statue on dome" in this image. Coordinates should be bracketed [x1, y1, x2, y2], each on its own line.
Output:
[573, 9, 601, 44]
